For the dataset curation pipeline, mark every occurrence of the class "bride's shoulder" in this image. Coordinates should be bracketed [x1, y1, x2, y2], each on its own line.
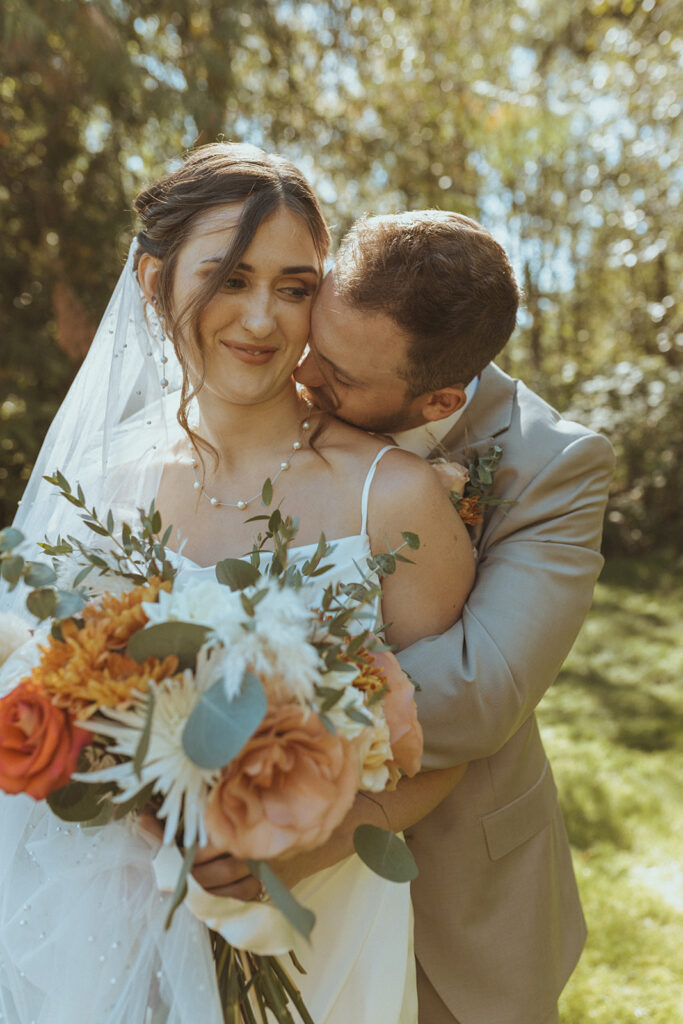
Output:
[316, 416, 438, 487]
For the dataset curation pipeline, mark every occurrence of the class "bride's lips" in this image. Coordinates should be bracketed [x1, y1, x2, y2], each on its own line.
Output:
[220, 340, 278, 365]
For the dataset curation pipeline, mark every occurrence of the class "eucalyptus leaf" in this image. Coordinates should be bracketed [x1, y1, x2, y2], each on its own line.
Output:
[215, 558, 261, 591]
[164, 839, 197, 931]
[113, 780, 156, 820]
[133, 690, 155, 779]
[247, 859, 316, 942]
[24, 561, 57, 587]
[127, 621, 211, 671]
[353, 825, 419, 882]
[73, 565, 94, 587]
[344, 706, 374, 726]
[261, 477, 273, 507]
[400, 531, 420, 550]
[182, 670, 267, 770]
[26, 587, 58, 621]
[47, 780, 114, 824]
[1, 554, 24, 584]
[54, 589, 87, 619]
[0, 527, 24, 552]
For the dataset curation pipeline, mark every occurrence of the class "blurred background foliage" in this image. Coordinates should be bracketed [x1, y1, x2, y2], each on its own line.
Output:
[1, 0, 681, 551]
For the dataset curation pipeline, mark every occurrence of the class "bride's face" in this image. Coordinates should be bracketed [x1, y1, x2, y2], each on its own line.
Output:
[171, 203, 319, 406]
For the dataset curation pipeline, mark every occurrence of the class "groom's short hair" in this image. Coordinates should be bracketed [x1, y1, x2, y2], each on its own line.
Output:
[333, 210, 519, 393]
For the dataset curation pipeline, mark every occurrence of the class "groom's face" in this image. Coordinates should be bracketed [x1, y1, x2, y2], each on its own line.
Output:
[295, 275, 427, 433]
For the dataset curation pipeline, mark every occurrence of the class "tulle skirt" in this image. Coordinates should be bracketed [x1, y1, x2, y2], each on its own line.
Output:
[0, 795, 416, 1024]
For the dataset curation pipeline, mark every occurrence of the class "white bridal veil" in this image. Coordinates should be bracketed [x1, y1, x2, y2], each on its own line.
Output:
[0, 240, 227, 1023]
[2, 239, 186, 612]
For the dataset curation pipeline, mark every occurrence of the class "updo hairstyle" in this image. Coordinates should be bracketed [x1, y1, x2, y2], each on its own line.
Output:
[133, 142, 330, 447]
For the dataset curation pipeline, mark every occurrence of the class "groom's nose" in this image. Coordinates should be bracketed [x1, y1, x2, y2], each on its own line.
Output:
[294, 350, 326, 387]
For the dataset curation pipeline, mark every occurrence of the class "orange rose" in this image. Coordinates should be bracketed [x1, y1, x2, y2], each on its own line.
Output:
[205, 705, 360, 860]
[368, 649, 423, 778]
[0, 682, 89, 799]
[431, 458, 470, 498]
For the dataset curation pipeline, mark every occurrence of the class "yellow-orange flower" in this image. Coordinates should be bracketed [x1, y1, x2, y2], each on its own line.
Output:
[28, 577, 178, 719]
[456, 496, 484, 526]
[350, 648, 389, 697]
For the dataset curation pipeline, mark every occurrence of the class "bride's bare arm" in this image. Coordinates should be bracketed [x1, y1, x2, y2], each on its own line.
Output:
[367, 449, 475, 650]
[184, 452, 475, 899]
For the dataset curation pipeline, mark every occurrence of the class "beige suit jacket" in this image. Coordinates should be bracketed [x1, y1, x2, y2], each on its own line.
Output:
[398, 364, 615, 1024]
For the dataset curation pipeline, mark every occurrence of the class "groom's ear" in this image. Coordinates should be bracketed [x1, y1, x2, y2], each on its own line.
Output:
[420, 386, 467, 423]
[137, 253, 162, 302]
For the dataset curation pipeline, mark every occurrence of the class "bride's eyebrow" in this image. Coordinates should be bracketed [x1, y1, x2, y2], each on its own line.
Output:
[199, 257, 318, 277]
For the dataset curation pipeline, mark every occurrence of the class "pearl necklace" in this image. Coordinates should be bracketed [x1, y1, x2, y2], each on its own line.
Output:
[189, 404, 313, 511]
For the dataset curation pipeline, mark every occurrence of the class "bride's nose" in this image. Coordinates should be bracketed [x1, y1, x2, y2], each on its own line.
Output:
[294, 350, 326, 386]
[240, 295, 276, 339]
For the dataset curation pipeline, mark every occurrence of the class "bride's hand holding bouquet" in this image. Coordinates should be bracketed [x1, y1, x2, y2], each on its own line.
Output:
[0, 482, 424, 1021]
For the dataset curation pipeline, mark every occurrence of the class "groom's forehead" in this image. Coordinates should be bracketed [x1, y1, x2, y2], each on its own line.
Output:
[311, 301, 408, 381]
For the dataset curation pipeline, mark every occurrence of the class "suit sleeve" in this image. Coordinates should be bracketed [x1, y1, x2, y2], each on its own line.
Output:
[398, 431, 615, 769]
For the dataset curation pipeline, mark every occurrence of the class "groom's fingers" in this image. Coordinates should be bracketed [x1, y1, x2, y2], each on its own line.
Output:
[191, 855, 253, 891]
[194, 875, 263, 902]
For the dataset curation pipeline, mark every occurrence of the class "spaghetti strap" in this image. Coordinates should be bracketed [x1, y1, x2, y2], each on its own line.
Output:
[360, 445, 397, 535]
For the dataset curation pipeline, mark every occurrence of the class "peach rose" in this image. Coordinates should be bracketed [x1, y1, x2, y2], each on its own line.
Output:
[430, 458, 469, 498]
[205, 705, 360, 860]
[369, 649, 423, 778]
[0, 682, 89, 799]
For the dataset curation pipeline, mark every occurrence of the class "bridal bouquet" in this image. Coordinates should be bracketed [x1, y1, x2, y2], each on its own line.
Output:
[0, 474, 422, 1022]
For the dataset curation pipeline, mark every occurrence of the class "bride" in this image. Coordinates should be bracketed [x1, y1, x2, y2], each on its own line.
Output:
[0, 143, 473, 1023]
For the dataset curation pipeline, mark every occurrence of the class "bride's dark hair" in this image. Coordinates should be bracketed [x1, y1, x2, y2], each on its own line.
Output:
[133, 142, 330, 457]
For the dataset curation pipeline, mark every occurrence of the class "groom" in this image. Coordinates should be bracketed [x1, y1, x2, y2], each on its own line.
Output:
[294, 211, 615, 1024]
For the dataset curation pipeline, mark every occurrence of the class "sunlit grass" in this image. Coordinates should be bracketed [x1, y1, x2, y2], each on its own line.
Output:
[538, 555, 683, 1024]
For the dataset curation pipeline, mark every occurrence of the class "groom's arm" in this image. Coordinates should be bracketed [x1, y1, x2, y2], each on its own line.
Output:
[187, 765, 467, 898]
[400, 430, 614, 770]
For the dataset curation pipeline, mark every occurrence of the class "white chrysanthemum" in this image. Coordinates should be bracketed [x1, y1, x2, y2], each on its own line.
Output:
[76, 646, 223, 848]
[227, 581, 322, 703]
[143, 579, 245, 645]
[0, 611, 32, 668]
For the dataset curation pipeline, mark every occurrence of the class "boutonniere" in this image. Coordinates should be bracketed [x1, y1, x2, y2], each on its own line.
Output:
[430, 444, 512, 526]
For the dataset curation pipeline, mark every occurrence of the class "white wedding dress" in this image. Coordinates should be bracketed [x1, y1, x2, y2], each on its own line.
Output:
[0, 446, 417, 1024]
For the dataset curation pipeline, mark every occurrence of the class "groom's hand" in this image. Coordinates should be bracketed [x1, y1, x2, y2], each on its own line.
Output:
[192, 837, 262, 901]
[137, 811, 262, 901]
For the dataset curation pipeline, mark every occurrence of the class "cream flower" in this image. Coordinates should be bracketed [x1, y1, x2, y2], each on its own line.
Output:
[354, 708, 395, 792]
[76, 646, 223, 847]
[0, 611, 32, 668]
[143, 579, 245, 644]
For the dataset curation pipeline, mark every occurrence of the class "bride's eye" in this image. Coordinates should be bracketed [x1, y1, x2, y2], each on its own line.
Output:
[281, 284, 313, 299]
[221, 277, 245, 291]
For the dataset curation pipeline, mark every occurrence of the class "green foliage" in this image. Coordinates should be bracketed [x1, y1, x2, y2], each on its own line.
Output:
[247, 859, 316, 943]
[539, 555, 683, 1023]
[353, 824, 419, 882]
[182, 671, 268, 771]
[1, 0, 680, 551]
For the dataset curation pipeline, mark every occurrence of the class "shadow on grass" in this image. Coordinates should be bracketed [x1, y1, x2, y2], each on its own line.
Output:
[550, 667, 683, 752]
[559, 774, 632, 851]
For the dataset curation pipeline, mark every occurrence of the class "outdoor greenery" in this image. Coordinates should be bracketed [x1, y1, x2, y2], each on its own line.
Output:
[540, 554, 683, 1023]
[0, 3, 681, 1017]
[0, 0, 681, 549]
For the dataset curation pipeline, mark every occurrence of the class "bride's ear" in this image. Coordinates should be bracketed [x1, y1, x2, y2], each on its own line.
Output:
[137, 252, 162, 302]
